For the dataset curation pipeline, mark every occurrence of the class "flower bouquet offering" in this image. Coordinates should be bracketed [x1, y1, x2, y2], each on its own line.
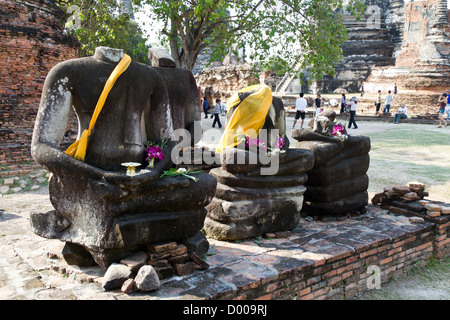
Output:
[236, 134, 267, 151]
[269, 135, 286, 155]
[237, 134, 286, 155]
[332, 122, 347, 140]
[145, 140, 167, 168]
[159, 168, 202, 182]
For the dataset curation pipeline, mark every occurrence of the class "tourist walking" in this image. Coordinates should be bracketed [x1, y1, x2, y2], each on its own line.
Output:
[348, 96, 358, 129]
[314, 94, 322, 117]
[220, 100, 227, 116]
[293, 92, 307, 128]
[212, 99, 222, 128]
[340, 94, 347, 114]
[437, 93, 448, 128]
[375, 90, 381, 116]
[393, 103, 408, 124]
[360, 84, 364, 97]
[202, 96, 209, 119]
[394, 84, 398, 95]
[383, 90, 394, 113]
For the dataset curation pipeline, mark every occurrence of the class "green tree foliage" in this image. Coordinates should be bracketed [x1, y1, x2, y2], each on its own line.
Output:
[56, 0, 151, 64]
[133, 0, 365, 81]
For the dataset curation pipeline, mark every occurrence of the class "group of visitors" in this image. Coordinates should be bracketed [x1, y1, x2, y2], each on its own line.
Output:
[374, 85, 397, 116]
[202, 96, 226, 128]
[202, 86, 449, 131]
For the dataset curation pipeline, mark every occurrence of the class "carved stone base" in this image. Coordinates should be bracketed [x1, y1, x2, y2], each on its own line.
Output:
[204, 149, 314, 241]
[294, 131, 371, 216]
[30, 172, 217, 270]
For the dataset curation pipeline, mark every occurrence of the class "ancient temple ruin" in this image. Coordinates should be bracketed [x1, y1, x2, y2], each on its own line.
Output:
[313, 0, 449, 94]
[0, 0, 79, 167]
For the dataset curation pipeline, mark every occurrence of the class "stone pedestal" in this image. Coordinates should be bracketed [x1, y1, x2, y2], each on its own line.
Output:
[293, 130, 371, 216]
[204, 149, 314, 240]
[30, 171, 217, 269]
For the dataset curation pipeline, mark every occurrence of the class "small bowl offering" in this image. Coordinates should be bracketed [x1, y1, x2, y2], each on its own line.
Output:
[121, 162, 141, 176]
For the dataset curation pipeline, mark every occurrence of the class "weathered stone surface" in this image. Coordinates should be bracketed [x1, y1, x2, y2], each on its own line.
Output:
[205, 95, 311, 240]
[134, 265, 160, 292]
[154, 265, 175, 280]
[302, 191, 369, 216]
[29, 46, 217, 270]
[188, 250, 209, 270]
[148, 47, 176, 68]
[120, 251, 148, 274]
[409, 217, 425, 224]
[393, 186, 411, 195]
[61, 242, 95, 267]
[295, 134, 371, 168]
[182, 231, 210, 259]
[313, 1, 449, 110]
[171, 244, 188, 256]
[205, 183, 306, 240]
[173, 261, 196, 276]
[425, 203, 443, 212]
[120, 278, 136, 293]
[194, 54, 257, 101]
[147, 242, 178, 254]
[305, 174, 369, 203]
[371, 192, 385, 205]
[102, 263, 133, 291]
[427, 211, 441, 217]
[292, 129, 370, 216]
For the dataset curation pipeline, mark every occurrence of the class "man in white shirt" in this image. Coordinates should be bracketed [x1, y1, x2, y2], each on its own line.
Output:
[220, 101, 227, 116]
[383, 90, 394, 113]
[348, 96, 358, 129]
[393, 103, 408, 124]
[293, 92, 307, 128]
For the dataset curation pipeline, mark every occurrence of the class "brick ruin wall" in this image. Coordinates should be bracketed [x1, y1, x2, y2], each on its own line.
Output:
[0, 0, 79, 172]
[194, 55, 258, 106]
[361, 2, 450, 115]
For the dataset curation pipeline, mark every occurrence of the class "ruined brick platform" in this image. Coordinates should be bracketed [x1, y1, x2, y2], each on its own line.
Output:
[3, 201, 442, 300]
[150, 205, 436, 300]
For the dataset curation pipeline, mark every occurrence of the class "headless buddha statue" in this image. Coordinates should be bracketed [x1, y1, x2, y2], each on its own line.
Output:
[30, 47, 216, 269]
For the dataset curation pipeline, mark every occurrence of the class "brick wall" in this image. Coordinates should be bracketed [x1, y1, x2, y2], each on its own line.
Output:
[0, 0, 79, 170]
[229, 225, 434, 300]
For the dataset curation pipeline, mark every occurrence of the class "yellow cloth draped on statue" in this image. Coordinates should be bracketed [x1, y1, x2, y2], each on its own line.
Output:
[216, 84, 273, 154]
[65, 54, 132, 161]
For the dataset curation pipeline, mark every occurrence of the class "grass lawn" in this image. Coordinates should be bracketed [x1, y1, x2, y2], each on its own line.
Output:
[360, 122, 450, 202]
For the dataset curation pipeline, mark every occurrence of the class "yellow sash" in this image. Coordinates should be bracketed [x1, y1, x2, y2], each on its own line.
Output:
[65, 54, 132, 161]
[216, 84, 272, 153]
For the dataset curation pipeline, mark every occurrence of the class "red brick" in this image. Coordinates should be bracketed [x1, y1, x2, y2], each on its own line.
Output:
[380, 257, 393, 265]
[388, 247, 403, 256]
[360, 248, 377, 258]
[299, 287, 311, 296]
[313, 287, 330, 297]
[299, 293, 314, 300]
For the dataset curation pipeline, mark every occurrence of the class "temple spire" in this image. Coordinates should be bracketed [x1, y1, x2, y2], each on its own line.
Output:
[432, 0, 449, 27]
